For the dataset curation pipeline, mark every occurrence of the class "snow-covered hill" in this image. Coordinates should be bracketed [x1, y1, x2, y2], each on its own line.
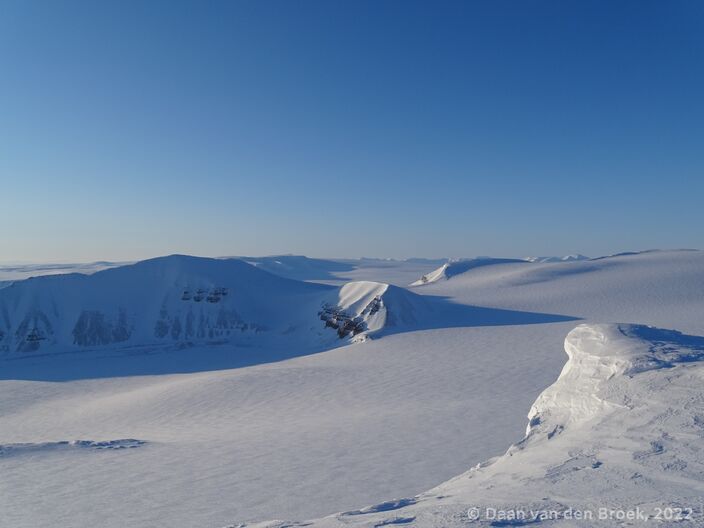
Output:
[251, 323, 704, 527]
[410, 257, 526, 286]
[0, 256, 435, 356]
[0, 255, 331, 355]
[410, 255, 594, 286]
[319, 281, 431, 339]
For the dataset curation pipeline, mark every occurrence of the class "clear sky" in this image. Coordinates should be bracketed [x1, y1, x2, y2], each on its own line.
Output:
[1, 0, 702, 262]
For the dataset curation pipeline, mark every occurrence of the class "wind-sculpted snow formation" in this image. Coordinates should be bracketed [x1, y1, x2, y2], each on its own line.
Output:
[245, 323, 704, 527]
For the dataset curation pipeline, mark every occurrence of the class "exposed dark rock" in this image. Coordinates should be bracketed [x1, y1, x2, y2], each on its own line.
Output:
[318, 303, 369, 339]
[73, 310, 131, 347]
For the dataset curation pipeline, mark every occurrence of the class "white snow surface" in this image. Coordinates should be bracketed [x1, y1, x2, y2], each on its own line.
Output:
[410, 257, 526, 286]
[253, 322, 704, 527]
[1, 249, 703, 528]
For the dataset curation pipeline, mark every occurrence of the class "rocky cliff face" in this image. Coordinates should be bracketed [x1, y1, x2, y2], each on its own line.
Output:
[318, 295, 383, 339]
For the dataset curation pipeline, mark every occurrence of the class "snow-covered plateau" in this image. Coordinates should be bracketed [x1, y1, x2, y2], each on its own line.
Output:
[1, 250, 703, 528]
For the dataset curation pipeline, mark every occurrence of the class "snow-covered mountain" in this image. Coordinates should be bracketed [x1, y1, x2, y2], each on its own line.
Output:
[0, 255, 431, 356]
[0, 255, 326, 354]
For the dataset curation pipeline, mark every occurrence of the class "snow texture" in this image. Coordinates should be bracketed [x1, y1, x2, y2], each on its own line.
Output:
[248, 323, 704, 527]
[1, 249, 703, 528]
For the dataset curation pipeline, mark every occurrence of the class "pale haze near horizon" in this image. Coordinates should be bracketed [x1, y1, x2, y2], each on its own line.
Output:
[1, 1, 702, 263]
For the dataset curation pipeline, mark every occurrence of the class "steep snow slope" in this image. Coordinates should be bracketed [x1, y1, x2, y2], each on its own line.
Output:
[320, 281, 431, 337]
[267, 323, 704, 527]
[410, 258, 526, 286]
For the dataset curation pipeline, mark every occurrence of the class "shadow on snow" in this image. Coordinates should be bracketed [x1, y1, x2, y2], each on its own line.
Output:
[0, 297, 579, 382]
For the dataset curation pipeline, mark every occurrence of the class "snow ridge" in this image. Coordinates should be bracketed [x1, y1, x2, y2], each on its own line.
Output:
[411, 258, 525, 286]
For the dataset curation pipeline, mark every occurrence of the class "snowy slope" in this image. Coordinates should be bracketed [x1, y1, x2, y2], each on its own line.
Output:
[410, 255, 592, 287]
[265, 323, 704, 527]
[416, 250, 704, 334]
[0, 255, 334, 355]
[320, 281, 431, 337]
[410, 257, 526, 286]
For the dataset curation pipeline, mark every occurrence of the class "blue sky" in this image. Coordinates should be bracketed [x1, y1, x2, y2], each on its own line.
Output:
[1, 0, 702, 261]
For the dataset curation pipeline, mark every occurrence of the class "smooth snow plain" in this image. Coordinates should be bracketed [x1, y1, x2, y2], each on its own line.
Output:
[1, 250, 702, 528]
